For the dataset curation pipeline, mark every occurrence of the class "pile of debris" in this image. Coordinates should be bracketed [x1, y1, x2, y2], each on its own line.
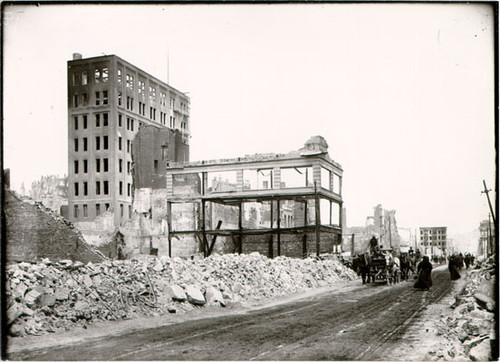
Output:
[430, 255, 496, 361]
[6, 253, 358, 337]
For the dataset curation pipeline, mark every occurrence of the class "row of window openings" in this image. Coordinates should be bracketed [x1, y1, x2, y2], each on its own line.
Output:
[73, 203, 131, 219]
[72, 68, 109, 86]
[121, 71, 184, 109]
[74, 181, 131, 197]
[73, 69, 187, 111]
[73, 114, 135, 132]
[74, 136, 133, 153]
[73, 91, 108, 108]
[74, 159, 132, 174]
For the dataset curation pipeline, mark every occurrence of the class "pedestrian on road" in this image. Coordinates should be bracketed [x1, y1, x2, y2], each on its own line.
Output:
[413, 255, 433, 290]
[448, 254, 461, 280]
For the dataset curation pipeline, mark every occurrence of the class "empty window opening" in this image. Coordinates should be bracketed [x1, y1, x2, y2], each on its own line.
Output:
[102, 68, 108, 82]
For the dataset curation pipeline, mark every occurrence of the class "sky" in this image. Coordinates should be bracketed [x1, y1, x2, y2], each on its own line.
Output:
[2, 3, 496, 240]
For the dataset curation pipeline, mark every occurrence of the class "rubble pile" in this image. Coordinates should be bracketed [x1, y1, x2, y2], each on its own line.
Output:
[6, 252, 358, 337]
[430, 255, 496, 361]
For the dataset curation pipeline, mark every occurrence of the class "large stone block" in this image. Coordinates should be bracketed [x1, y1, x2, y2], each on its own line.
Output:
[24, 289, 42, 308]
[205, 286, 224, 304]
[469, 339, 491, 361]
[186, 285, 206, 306]
[168, 284, 187, 302]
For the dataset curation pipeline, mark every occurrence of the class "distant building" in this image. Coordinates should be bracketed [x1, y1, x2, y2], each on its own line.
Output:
[478, 219, 495, 257]
[344, 204, 402, 254]
[67, 53, 190, 228]
[419, 226, 447, 256]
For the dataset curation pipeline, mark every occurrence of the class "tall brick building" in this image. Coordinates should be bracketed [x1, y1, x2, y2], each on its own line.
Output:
[67, 53, 190, 227]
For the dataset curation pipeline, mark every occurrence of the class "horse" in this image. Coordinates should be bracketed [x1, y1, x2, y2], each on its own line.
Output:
[399, 254, 414, 281]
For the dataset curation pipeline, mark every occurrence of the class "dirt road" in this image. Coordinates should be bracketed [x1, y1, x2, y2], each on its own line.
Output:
[9, 266, 453, 360]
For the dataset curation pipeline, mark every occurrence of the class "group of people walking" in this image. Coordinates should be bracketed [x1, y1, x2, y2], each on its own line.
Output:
[351, 236, 474, 292]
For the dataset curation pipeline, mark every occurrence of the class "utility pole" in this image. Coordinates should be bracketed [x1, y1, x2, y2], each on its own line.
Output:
[482, 180, 496, 230]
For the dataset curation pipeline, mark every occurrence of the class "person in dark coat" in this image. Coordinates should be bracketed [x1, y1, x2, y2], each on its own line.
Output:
[448, 254, 461, 280]
[414, 255, 433, 290]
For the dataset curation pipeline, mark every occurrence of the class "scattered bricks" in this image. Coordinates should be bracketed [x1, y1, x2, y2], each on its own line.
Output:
[82, 274, 93, 288]
[24, 289, 42, 308]
[55, 288, 70, 301]
[92, 275, 102, 287]
[152, 259, 164, 272]
[168, 284, 187, 302]
[59, 260, 73, 267]
[40, 293, 57, 307]
[74, 301, 89, 311]
[14, 283, 28, 298]
[232, 282, 243, 294]
[185, 285, 206, 306]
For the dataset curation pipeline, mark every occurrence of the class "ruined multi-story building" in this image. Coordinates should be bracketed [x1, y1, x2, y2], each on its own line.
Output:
[478, 219, 495, 257]
[67, 53, 190, 230]
[344, 204, 402, 254]
[161, 136, 344, 258]
[419, 226, 447, 256]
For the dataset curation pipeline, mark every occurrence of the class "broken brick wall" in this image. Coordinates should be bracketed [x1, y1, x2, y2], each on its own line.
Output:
[133, 126, 189, 190]
[4, 190, 103, 264]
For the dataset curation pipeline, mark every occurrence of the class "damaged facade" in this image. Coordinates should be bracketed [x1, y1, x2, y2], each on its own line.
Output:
[343, 204, 402, 254]
[67, 53, 190, 231]
[163, 136, 344, 258]
[67, 53, 190, 244]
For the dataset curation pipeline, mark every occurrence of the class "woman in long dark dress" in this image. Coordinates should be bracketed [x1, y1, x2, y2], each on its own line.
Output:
[414, 255, 433, 290]
[448, 254, 461, 280]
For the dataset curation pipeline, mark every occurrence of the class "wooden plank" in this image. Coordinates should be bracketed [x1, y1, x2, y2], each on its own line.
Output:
[166, 201, 172, 258]
[277, 199, 281, 256]
[314, 182, 321, 257]
[207, 220, 223, 256]
[238, 201, 243, 254]
[303, 199, 308, 258]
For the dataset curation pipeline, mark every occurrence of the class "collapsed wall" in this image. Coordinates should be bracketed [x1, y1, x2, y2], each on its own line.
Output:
[5, 190, 104, 264]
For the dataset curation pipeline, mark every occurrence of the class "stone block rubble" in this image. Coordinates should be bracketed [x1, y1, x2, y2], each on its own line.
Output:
[429, 255, 496, 361]
[6, 252, 358, 337]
